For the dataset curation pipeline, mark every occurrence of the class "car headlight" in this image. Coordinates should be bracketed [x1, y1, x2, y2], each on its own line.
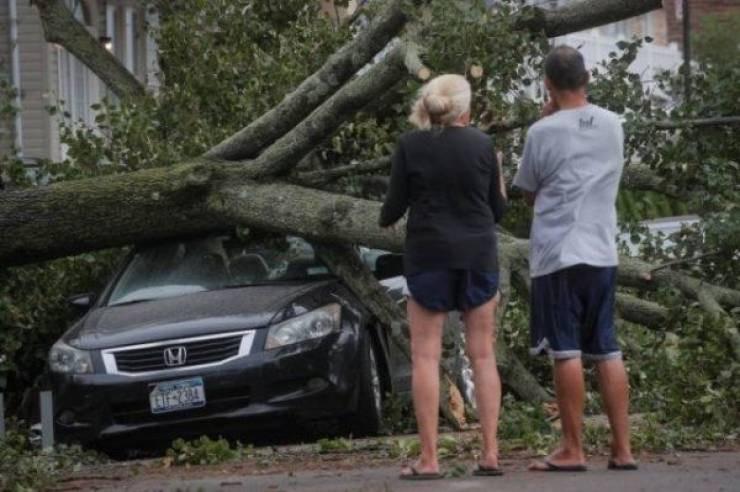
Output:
[49, 340, 93, 374]
[265, 304, 341, 350]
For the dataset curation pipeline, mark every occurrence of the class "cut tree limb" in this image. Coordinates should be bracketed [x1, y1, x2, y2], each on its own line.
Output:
[33, 0, 146, 99]
[205, 0, 410, 161]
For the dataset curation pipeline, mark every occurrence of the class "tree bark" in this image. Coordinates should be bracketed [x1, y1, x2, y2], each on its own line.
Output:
[494, 251, 551, 404]
[33, 0, 146, 99]
[651, 116, 740, 130]
[615, 293, 669, 330]
[0, 161, 224, 266]
[519, 0, 664, 38]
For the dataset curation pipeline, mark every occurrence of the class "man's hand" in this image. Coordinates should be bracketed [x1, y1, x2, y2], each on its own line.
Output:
[523, 191, 536, 207]
[540, 99, 559, 118]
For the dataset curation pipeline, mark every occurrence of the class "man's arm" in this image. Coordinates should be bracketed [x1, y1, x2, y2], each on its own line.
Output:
[512, 131, 539, 206]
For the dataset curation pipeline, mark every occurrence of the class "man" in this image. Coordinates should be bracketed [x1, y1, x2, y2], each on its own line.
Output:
[513, 45, 637, 472]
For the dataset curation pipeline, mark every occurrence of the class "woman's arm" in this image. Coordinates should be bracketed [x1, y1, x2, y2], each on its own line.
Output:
[378, 141, 409, 227]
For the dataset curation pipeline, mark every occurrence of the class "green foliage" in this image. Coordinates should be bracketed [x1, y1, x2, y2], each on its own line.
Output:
[165, 436, 251, 466]
[381, 392, 416, 435]
[0, 426, 104, 491]
[694, 12, 740, 67]
[0, 252, 123, 411]
[316, 436, 353, 453]
[387, 436, 421, 460]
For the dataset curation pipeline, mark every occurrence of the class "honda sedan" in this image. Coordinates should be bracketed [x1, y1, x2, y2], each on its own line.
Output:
[48, 235, 409, 450]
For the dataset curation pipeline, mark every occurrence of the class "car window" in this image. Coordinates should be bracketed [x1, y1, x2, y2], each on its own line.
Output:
[107, 236, 333, 306]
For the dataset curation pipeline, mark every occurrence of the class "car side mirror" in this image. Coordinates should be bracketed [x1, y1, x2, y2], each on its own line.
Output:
[68, 293, 96, 312]
[375, 254, 404, 280]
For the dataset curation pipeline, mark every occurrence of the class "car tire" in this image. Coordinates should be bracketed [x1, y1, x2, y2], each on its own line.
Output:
[352, 332, 384, 437]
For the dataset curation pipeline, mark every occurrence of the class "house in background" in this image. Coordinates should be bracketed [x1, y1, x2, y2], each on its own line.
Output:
[664, 0, 740, 47]
[0, 0, 158, 165]
[543, 1, 683, 90]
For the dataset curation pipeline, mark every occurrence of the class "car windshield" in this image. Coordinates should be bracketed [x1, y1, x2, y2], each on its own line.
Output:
[107, 236, 333, 306]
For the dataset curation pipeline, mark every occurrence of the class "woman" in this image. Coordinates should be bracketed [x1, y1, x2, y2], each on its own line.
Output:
[380, 74, 508, 480]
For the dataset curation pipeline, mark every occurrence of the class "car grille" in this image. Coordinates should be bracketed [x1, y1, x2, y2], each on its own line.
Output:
[114, 335, 243, 373]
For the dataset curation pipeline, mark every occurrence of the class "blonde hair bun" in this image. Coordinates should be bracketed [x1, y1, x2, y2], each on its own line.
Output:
[409, 74, 471, 129]
[424, 94, 452, 116]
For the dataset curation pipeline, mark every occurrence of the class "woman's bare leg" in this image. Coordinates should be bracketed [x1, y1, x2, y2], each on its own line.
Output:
[463, 298, 502, 469]
[405, 298, 446, 474]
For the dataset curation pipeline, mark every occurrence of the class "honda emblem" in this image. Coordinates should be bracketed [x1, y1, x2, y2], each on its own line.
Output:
[163, 346, 187, 367]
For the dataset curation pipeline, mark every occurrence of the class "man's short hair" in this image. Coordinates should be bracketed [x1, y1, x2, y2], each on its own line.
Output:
[544, 45, 589, 90]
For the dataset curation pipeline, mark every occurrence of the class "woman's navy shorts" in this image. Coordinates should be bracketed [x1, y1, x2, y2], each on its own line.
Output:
[406, 269, 499, 312]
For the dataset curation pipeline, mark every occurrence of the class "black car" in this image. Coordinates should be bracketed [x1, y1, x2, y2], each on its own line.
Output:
[48, 235, 410, 449]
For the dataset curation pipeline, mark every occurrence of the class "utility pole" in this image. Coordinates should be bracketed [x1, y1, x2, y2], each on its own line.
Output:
[682, 0, 691, 103]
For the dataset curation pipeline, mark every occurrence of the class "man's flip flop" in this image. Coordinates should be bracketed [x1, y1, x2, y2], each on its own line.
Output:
[473, 464, 504, 476]
[531, 460, 587, 472]
[608, 460, 638, 471]
[399, 466, 444, 481]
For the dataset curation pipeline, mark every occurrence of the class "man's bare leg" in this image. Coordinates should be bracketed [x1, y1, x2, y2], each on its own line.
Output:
[402, 298, 446, 475]
[530, 357, 587, 470]
[596, 358, 636, 466]
[463, 298, 501, 469]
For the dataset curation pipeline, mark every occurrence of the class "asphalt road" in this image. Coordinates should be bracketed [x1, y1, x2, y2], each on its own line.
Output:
[84, 451, 740, 492]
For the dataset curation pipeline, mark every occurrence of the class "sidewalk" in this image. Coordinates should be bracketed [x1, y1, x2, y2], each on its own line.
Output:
[67, 451, 740, 492]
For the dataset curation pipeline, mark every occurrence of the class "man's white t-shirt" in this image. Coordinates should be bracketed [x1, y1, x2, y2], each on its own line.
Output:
[513, 104, 624, 278]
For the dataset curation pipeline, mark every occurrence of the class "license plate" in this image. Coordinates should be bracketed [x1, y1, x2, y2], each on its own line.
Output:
[149, 377, 206, 414]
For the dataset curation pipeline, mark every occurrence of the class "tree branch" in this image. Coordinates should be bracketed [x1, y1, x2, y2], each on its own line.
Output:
[298, 155, 671, 197]
[519, 0, 664, 38]
[295, 157, 392, 185]
[621, 163, 676, 197]
[247, 44, 411, 178]
[205, 0, 410, 161]
[650, 116, 740, 130]
[496, 246, 551, 404]
[615, 293, 669, 330]
[33, 0, 145, 99]
[0, 160, 223, 266]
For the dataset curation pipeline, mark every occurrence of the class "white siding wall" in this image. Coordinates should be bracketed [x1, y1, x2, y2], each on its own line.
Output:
[17, 1, 51, 162]
[0, 1, 12, 157]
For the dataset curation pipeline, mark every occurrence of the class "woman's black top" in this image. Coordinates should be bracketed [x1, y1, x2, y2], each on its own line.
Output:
[379, 127, 506, 276]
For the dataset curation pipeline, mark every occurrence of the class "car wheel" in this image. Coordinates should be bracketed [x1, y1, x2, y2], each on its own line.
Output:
[352, 332, 384, 436]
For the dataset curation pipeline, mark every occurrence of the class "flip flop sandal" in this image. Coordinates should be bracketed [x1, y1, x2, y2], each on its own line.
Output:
[473, 464, 504, 476]
[399, 465, 444, 481]
[533, 460, 588, 472]
[608, 460, 639, 470]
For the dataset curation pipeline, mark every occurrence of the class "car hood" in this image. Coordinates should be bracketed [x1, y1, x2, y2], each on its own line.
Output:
[67, 282, 330, 350]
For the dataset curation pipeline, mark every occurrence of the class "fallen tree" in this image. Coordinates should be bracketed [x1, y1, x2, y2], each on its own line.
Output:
[4, 0, 738, 426]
